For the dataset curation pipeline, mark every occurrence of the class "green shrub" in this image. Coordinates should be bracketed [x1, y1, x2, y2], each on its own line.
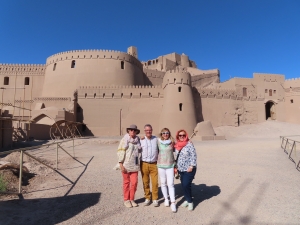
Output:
[0, 175, 7, 192]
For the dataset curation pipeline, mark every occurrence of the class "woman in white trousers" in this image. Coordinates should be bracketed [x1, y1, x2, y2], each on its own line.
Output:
[157, 128, 176, 212]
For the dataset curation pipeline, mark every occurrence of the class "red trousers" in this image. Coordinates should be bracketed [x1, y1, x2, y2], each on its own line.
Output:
[122, 171, 138, 201]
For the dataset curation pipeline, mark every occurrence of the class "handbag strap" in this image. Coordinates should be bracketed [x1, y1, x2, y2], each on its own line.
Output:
[175, 150, 181, 162]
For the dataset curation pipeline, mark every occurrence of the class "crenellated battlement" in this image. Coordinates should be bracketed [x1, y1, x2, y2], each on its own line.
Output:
[0, 63, 46, 76]
[197, 87, 264, 100]
[77, 85, 163, 99]
[46, 49, 143, 70]
[284, 77, 300, 90]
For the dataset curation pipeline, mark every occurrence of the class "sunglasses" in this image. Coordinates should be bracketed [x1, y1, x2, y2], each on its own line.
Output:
[161, 132, 170, 135]
[128, 129, 136, 132]
[178, 134, 186, 137]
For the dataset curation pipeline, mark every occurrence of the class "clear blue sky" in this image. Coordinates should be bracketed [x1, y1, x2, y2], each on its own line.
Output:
[0, 0, 299, 82]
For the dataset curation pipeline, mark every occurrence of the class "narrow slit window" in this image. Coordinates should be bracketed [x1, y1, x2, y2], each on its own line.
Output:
[24, 77, 30, 85]
[179, 103, 183, 111]
[291, 99, 293, 103]
[53, 63, 57, 71]
[178, 87, 182, 92]
[265, 89, 267, 93]
[243, 88, 247, 97]
[94, 93, 96, 98]
[4, 77, 9, 85]
[269, 89, 272, 96]
[121, 61, 124, 69]
[71, 60, 76, 68]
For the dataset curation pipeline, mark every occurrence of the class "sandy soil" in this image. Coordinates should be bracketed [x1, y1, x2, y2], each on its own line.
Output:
[0, 120, 300, 225]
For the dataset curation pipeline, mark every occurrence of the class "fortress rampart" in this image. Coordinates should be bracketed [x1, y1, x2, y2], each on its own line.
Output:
[46, 49, 143, 71]
[42, 49, 145, 97]
[77, 85, 163, 99]
[0, 63, 46, 76]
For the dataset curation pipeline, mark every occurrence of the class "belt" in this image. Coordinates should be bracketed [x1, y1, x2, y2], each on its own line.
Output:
[141, 161, 157, 164]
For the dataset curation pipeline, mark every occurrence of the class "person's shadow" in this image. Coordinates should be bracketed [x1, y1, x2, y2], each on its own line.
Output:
[174, 183, 221, 209]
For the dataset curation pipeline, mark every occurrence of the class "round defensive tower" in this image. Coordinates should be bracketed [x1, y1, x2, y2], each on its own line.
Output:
[159, 69, 197, 135]
[42, 49, 144, 97]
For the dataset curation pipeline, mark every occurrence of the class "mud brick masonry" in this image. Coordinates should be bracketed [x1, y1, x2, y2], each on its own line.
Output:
[0, 46, 299, 146]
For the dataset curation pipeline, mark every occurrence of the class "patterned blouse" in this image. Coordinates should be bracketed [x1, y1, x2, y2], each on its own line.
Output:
[175, 142, 197, 172]
[157, 140, 175, 169]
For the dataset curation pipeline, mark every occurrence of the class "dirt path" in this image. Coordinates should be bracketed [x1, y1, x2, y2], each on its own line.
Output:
[1, 121, 300, 225]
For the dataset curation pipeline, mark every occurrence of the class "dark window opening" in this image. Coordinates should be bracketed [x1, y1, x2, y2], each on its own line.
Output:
[243, 88, 247, 97]
[140, 93, 142, 98]
[121, 61, 124, 69]
[94, 93, 96, 98]
[112, 93, 114, 98]
[179, 103, 183, 111]
[291, 99, 293, 103]
[269, 89, 272, 96]
[178, 87, 181, 92]
[85, 93, 87, 98]
[24, 77, 30, 85]
[130, 93, 132, 98]
[71, 60, 76, 68]
[265, 89, 267, 93]
[4, 77, 9, 85]
[103, 93, 105, 98]
[273, 90, 276, 94]
[121, 93, 123, 98]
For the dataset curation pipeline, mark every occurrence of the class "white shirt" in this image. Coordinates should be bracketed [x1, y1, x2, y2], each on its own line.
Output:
[140, 136, 158, 163]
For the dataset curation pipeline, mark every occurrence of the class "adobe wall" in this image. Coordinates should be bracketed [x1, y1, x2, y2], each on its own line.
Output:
[142, 53, 196, 72]
[143, 68, 165, 86]
[77, 85, 163, 136]
[284, 78, 300, 123]
[0, 63, 45, 118]
[42, 50, 144, 97]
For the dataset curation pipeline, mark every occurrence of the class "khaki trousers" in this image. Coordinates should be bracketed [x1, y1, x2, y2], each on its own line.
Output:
[140, 161, 159, 201]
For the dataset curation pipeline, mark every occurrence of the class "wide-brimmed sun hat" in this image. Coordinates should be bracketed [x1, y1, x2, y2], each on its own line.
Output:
[126, 124, 140, 134]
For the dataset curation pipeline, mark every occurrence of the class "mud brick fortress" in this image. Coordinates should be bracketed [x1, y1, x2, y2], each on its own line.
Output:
[0, 46, 299, 147]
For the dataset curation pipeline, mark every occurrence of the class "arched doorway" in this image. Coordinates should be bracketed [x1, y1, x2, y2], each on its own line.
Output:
[265, 101, 276, 120]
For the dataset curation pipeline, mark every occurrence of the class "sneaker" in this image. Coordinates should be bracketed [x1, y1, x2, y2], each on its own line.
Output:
[144, 199, 151, 206]
[124, 200, 132, 208]
[188, 203, 194, 211]
[164, 199, 170, 207]
[171, 203, 177, 213]
[180, 201, 188, 208]
[131, 200, 138, 207]
[152, 200, 159, 207]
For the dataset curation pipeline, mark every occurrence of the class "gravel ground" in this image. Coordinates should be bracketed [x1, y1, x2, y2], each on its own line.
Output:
[1, 121, 300, 225]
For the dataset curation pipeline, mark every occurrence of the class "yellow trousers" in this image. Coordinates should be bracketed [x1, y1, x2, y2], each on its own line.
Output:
[140, 161, 159, 200]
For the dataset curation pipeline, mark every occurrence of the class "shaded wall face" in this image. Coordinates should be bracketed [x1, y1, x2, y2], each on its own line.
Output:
[0, 120, 12, 149]
[42, 59, 144, 97]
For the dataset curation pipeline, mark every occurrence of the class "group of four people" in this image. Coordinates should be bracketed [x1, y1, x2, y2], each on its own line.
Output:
[117, 124, 197, 213]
